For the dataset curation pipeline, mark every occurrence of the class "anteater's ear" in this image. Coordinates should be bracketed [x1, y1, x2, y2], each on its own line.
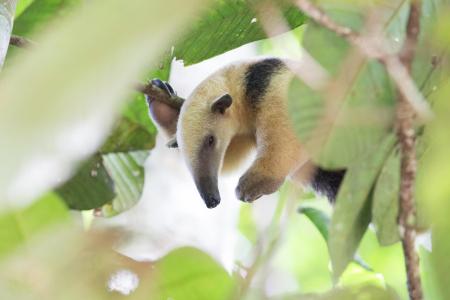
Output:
[211, 94, 232, 114]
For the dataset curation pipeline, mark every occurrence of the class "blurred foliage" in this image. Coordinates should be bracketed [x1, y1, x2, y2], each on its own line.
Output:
[172, 0, 306, 65]
[0, 192, 69, 257]
[0, 0, 449, 299]
[6, 0, 307, 214]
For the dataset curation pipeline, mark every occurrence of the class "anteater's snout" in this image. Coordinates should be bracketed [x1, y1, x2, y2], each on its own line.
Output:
[204, 194, 220, 209]
[195, 176, 221, 209]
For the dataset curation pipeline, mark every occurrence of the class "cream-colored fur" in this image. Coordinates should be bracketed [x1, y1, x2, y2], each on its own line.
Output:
[177, 58, 312, 202]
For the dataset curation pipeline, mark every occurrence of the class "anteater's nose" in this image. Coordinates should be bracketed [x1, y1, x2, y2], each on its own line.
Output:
[204, 195, 220, 209]
[195, 176, 221, 209]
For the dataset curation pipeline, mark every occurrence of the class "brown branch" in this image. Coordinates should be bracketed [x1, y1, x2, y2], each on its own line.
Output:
[396, 1, 423, 299]
[9, 35, 34, 48]
[295, 1, 424, 299]
[136, 82, 184, 110]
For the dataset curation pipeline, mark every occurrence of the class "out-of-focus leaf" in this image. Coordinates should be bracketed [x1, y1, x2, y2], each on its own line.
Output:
[0, 0, 208, 208]
[338, 263, 385, 290]
[329, 134, 396, 279]
[372, 149, 401, 246]
[174, 0, 306, 65]
[299, 206, 330, 241]
[416, 37, 450, 298]
[0, 0, 16, 68]
[14, 0, 33, 17]
[123, 94, 158, 136]
[288, 6, 395, 169]
[420, 246, 444, 300]
[56, 155, 116, 210]
[0, 227, 156, 300]
[299, 206, 373, 272]
[238, 204, 258, 243]
[12, 0, 82, 37]
[0, 192, 69, 258]
[100, 151, 148, 216]
[150, 247, 236, 300]
[56, 149, 148, 214]
[100, 117, 155, 153]
[276, 285, 399, 300]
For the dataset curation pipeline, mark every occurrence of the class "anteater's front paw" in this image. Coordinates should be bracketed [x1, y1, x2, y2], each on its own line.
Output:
[235, 173, 284, 203]
[151, 79, 175, 97]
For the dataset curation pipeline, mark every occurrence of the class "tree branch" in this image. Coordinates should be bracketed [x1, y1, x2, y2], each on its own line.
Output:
[9, 35, 35, 48]
[295, 1, 424, 299]
[396, 1, 423, 299]
[136, 82, 184, 110]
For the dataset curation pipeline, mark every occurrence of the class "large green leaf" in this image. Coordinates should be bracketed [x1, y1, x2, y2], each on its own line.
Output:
[56, 154, 116, 210]
[174, 0, 306, 65]
[14, 0, 33, 17]
[100, 151, 148, 216]
[12, 0, 82, 37]
[100, 116, 155, 153]
[329, 134, 396, 279]
[0, 192, 69, 258]
[299, 206, 372, 272]
[150, 247, 236, 300]
[0, 227, 156, 300]
[372, 148, 401, 246]
[299, 206, 330, 241]
[288, 6, 395, 169]
[0, 0, 208, 208]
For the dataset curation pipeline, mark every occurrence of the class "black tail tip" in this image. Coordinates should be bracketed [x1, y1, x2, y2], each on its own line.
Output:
[310, 167, 346, 202]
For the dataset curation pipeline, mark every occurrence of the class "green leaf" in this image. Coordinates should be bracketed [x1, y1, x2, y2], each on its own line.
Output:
[174, 0, 306, 65]
[278, 285, 399, 300]
[56, 150, 148, 214]
[14, 0, 33, 17]
[0, 227, 156, 299]
[0, 192, 69, 258]
[299, 206, 373, 272]
[13, 0, 82, 37]
[299, 206, 330, 241]
[100, 116, 155, 153]
[0, 0, 208, 206]
[288, 6, 395, 169]
[372, 149, 401, 246]
[100, 151, 148, 216]
[56, 155, 116, 210]
[150, 247, 236, 300]
[329, 134, 396, 279]
[122, 93, 158, 136]
[416, 41, 450, 298]
[238, 204, 258, 243]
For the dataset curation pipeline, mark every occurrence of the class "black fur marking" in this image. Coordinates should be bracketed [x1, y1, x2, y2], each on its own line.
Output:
[311, 167, 346, 202]
[245, 58, 285, 108]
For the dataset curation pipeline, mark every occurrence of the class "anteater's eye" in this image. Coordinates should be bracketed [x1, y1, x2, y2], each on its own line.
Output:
[207, 135, 215, 147]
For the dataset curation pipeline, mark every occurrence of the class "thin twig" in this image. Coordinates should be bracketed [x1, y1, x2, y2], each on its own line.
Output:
[9, 35, 34, 48]
[396, 1, 423, 299]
